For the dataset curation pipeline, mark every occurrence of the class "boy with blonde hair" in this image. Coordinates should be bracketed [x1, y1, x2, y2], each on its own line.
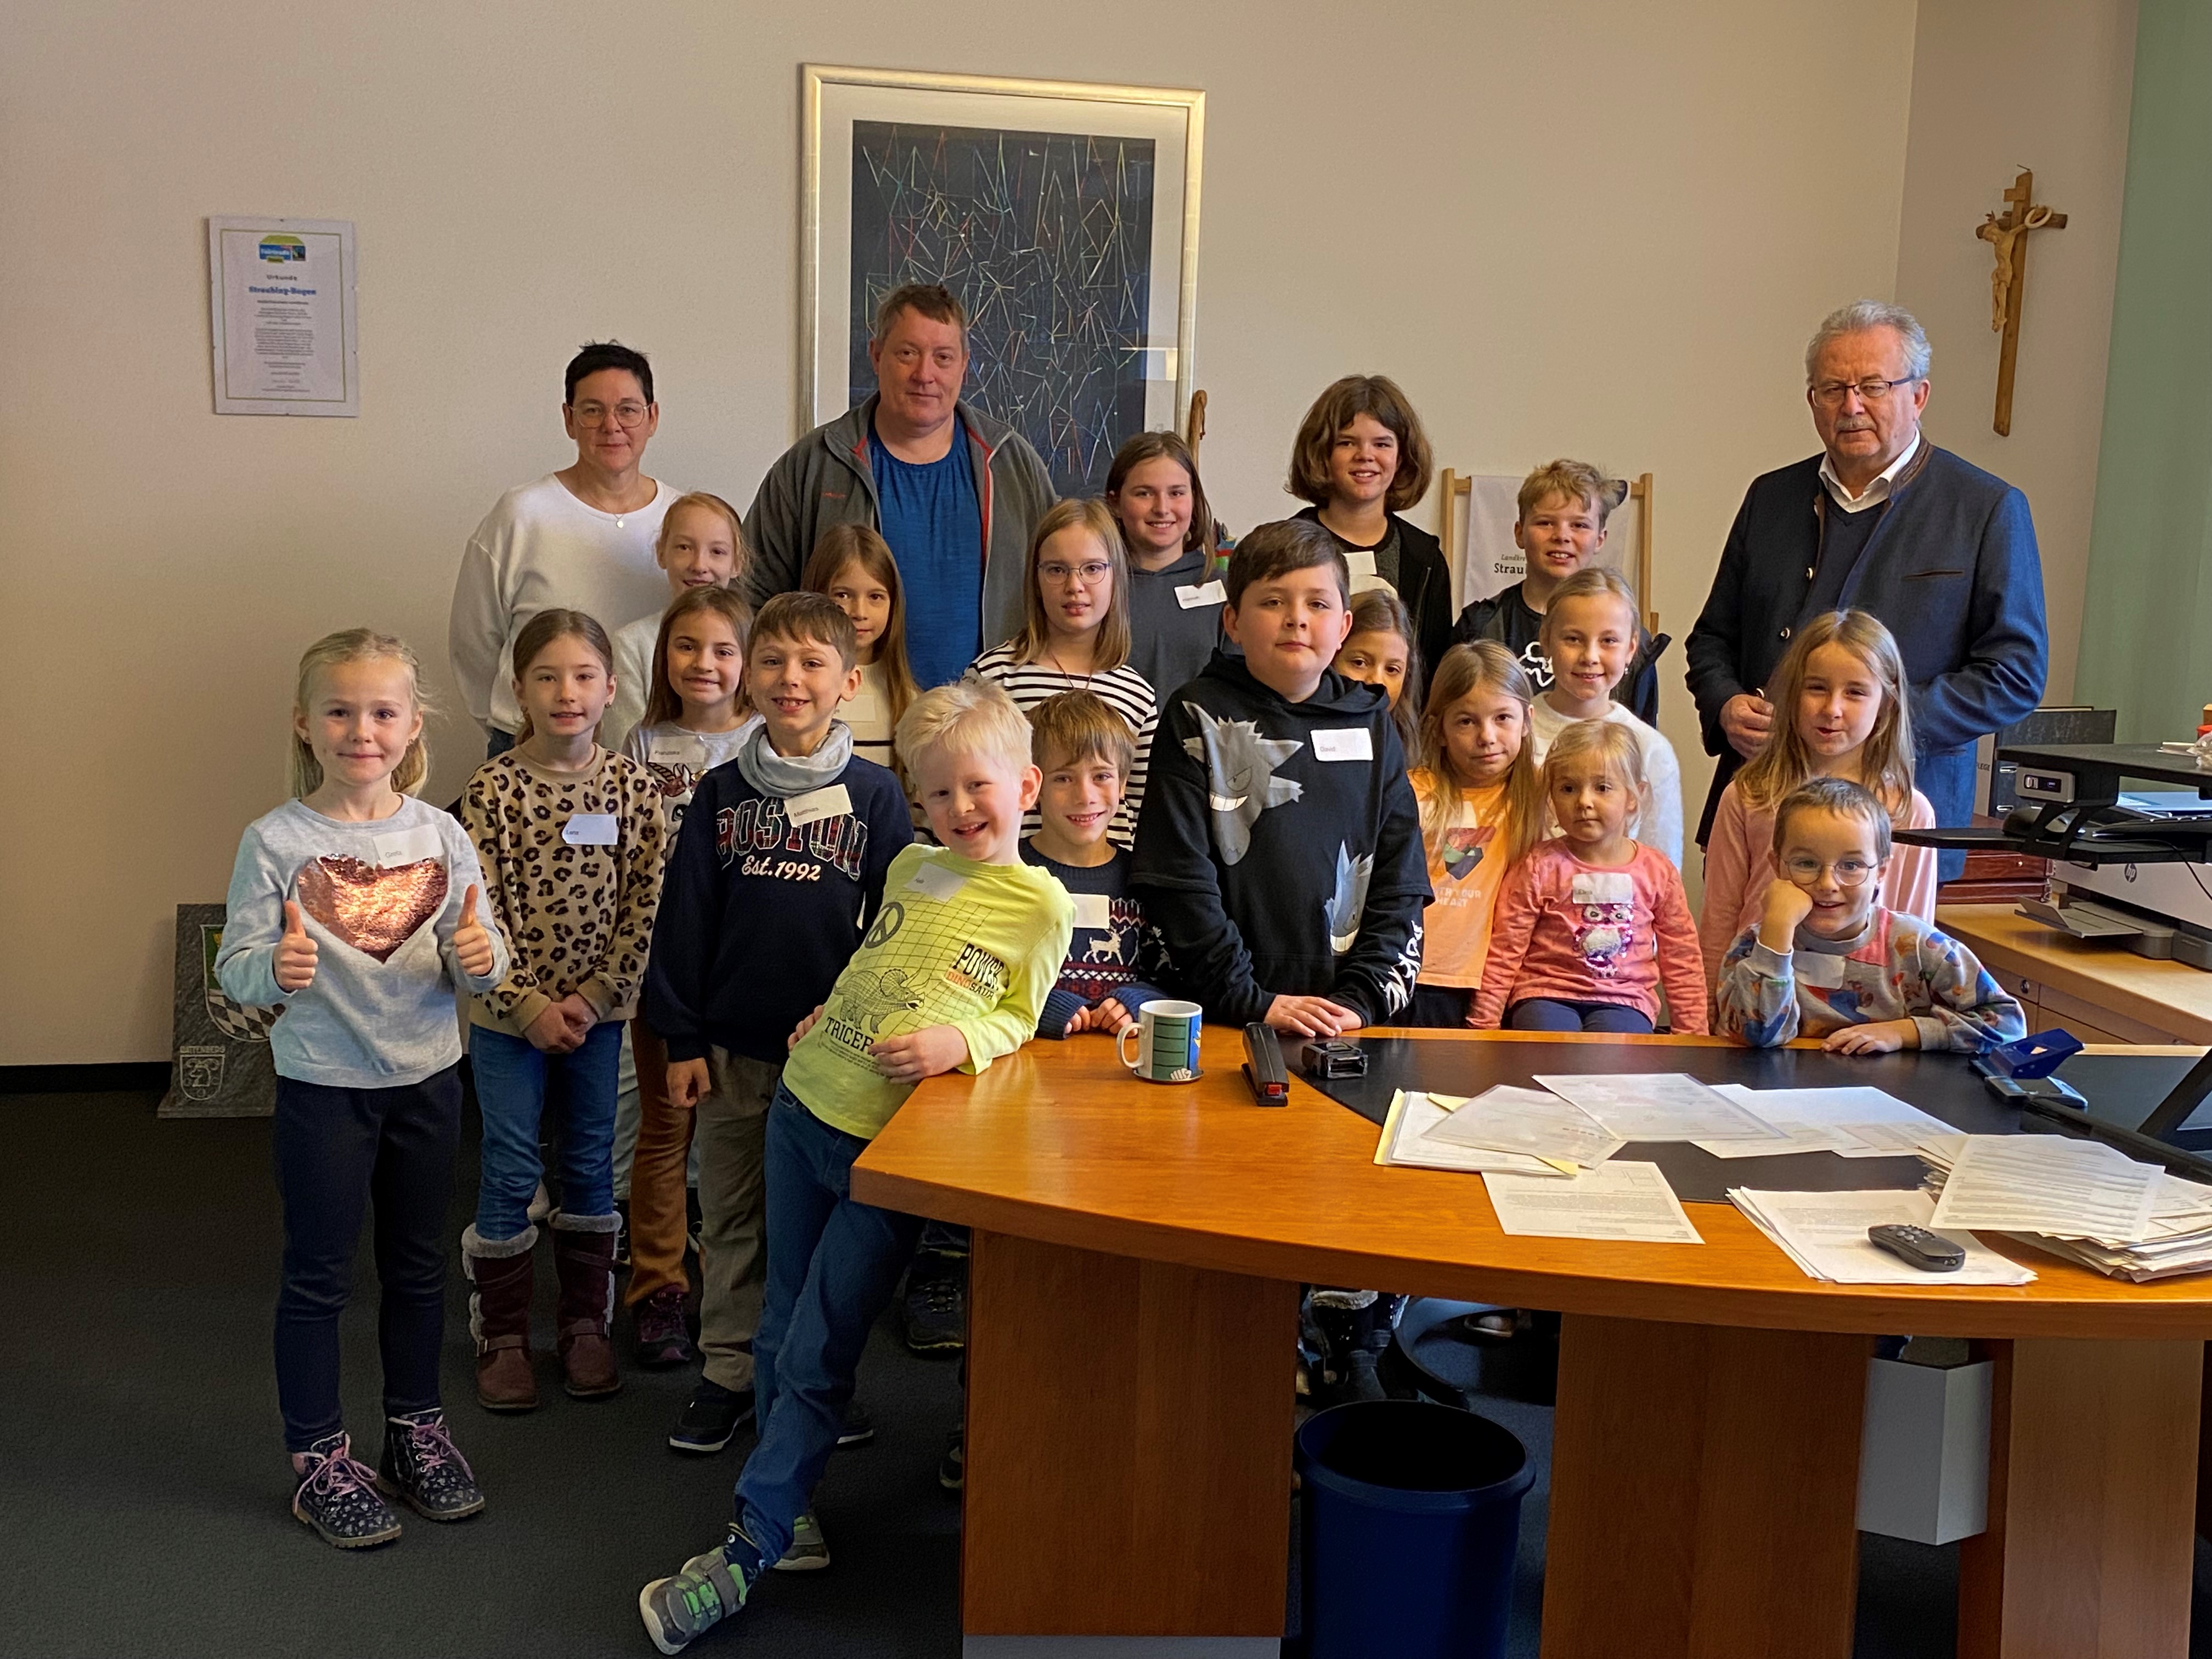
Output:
[639, 680, 1074, 1654]
[1452, 459, 1664, 725]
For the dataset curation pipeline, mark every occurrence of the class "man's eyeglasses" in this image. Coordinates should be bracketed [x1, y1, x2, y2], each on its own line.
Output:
[569, 401, 651, 428]
[1809, 377, 1917, 407]
[1039, 561, 1113, 585]
[1782, 855, 1876, 888]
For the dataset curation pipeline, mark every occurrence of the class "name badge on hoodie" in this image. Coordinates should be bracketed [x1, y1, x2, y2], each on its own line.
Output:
[562, 813, 620, 846]
[1174, 580, 1226, 610]
[370, 824, 445, 868]
[1312, 727, 1374, 763]
[785, 783, 853, 828]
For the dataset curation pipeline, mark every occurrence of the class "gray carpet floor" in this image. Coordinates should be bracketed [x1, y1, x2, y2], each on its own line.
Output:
[3, 1087, 2206, 1657]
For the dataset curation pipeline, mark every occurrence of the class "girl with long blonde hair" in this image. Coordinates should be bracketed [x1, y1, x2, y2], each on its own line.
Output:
[1700, 608, 1938, 986]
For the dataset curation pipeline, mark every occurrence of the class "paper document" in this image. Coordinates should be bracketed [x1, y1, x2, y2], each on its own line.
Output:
[1927, 1135, 2161, 1239]
[1421, 1085, 1625, 1169]
[1533, 1073, 1786, 1143]
[1698, 1084, 1959, 1160]
[1375, 1091, 1560, 1175]
[1482, 1161, 1704, 1243]
[1728, 1188, 2035, 1285]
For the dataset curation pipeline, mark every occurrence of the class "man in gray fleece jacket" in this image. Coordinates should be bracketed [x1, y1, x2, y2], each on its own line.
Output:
[742, 284, 1055, 687]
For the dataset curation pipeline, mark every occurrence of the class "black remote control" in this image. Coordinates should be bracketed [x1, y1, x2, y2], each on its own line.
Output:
[1242, 1023, 1289, 1106]
[1867, 1223, 1966, 1273]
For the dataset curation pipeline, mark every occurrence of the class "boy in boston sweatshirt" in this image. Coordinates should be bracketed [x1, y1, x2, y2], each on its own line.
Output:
[1132, 519, 1430, 1037]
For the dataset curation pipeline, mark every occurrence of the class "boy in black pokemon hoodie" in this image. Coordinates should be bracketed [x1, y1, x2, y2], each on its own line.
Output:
[1132, 518, 1430, 1038]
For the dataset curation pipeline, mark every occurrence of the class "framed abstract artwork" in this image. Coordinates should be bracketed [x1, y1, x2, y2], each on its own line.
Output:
[801, 64, 1204, 496]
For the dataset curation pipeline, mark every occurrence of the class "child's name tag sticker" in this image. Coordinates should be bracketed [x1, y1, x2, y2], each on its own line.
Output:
[1311, 727, 1374, 762]
[1796, 951, 1847, 990]
[562, 813, 620, 846]
[370, 825, 445, 868]
[904, 859, 969, 901]
[785, 783, 853, 827]
[845, 687, 888, 725]
[1174, 580, 1226, 610]
[1568, 872, 1637, 905]
[1342, 550, 1395, 597]
[649, 734, 706, 766]
[1071, 892, 1114, 931]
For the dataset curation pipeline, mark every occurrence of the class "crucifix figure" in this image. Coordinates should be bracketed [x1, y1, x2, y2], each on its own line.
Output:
[1974, 168, 2067, 436]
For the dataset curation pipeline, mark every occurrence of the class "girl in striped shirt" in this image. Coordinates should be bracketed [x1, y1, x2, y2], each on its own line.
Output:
[963, 499, 1157, 846]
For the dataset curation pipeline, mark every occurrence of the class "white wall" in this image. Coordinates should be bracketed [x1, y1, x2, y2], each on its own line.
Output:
[1, 0, 1922, 1064]
[1892, 0, 2137, 706]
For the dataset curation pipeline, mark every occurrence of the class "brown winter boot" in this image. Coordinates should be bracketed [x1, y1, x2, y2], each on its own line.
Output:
[462, 1224, 539, 1412]
[550, 1211, 622, 1400]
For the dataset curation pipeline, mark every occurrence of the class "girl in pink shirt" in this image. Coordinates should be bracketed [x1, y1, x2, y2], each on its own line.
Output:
[1475, 719, 1707, 1034]
[1699, 611, 1938, 989]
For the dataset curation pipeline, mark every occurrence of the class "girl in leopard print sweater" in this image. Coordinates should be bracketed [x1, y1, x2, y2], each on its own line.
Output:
[459, 608, 666, 1412]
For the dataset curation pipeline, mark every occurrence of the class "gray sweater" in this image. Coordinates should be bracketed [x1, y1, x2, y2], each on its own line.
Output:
[741, 393, 1056, 655]
[217, 798, 510, 1088]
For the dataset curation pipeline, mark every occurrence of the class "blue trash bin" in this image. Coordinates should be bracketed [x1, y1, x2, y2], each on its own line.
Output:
[1295, 1400, 1534, 1659]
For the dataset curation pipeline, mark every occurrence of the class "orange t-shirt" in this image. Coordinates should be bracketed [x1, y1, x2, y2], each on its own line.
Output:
[1410, 771, 1516, 990]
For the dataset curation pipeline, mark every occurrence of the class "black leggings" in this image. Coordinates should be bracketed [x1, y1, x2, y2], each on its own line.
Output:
[272, 1066, 461, 1451]
[1505, 998, 1655, 1034]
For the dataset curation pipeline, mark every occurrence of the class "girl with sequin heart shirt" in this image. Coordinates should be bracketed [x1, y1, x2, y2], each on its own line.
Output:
[217, 629, 507, 1547]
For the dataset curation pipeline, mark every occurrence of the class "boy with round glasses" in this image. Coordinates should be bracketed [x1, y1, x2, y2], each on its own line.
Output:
[1713, 777, 2023, 1052]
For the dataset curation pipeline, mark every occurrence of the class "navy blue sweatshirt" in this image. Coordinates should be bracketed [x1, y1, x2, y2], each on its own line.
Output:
[1684, 444, 2046, 848]
[1131, 650, 1430, 1026]
[644, 757, 912, 1065]
[1019, 841, 1173, 1038]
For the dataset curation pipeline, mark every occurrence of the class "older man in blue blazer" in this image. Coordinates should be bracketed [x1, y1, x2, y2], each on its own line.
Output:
[1685, 301, 2048, 874]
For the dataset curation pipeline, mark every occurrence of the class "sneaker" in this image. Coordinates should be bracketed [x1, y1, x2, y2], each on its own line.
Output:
[773, 1510, 831, 1572]
[901, 1267, 966, 1353]
[291, 1431, 403, 1549]
[669, 1379, 755, 1455]
[639, 1531, 760, 1656]
[835, 1400, 874, 1448]
[938, 1429, 964, 1492]
[377, 1409, 485, 1522]
[634, 1285, 696, 1369]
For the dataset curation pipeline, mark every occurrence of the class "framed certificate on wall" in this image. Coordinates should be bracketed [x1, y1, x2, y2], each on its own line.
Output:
[207, 215, 359, 416]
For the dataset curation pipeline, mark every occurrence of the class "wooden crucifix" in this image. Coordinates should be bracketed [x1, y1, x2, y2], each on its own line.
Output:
[1976, 168, 2066, 436]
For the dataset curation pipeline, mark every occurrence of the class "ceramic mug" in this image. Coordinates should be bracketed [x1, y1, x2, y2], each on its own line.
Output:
[1116, 998, 1203, 1083]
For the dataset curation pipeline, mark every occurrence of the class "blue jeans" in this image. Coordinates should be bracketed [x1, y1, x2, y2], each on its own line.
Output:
[469, 1019, 623, 1239]
[734, 1086, 921, 1562]
[1506, 997, 1655, 1034]
[272, 1066, 461, 1450]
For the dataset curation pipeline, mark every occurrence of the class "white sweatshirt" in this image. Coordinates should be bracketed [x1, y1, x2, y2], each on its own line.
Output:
[607, 608, 665, 753]
[447, 474, 678, 737]
[1527, 696, 1685, 870]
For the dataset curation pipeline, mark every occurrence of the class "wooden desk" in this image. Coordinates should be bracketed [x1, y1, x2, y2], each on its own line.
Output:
[854, 1030, 2212, 1659]
[1940, 901, 2212, 1045]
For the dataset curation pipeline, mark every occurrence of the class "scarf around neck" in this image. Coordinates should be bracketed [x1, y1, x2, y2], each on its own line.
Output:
[736, 720, 853, 799]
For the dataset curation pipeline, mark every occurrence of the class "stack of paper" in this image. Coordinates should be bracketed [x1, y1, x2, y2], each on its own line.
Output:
[1532, 1073, 1788, 1146]
[1373, 1090, 1561, 1175]
[1699, 1085, 1959, 1161]
[1483, 1161, 1704, 1243]
[1728, 1188, 2035, 1285]
[1421, 1084, 1625, 1170]
[1920, 1136, 2212, 1281]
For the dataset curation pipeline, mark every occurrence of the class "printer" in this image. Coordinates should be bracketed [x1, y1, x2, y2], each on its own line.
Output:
[1898, 741, 2212, 969]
